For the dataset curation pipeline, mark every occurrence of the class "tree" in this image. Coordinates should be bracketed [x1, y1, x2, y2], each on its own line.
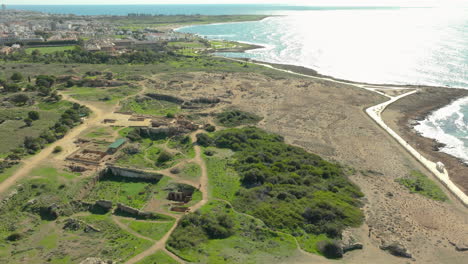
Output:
[10, 94, 30, 105]
[31, 49, 41, 56]
[3, 83, 20, 93]
[10, 72, 24, 82]
[35, 75, 56, 88]
[38, 85, 52, 96]
[196, 133, 213, 147]
[24, 118, 33, 127]
[157, 151, 173, 164]
[28, 111, 40, 120]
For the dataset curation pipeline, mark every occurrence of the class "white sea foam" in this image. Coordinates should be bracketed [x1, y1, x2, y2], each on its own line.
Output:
[414, 97, 468, 163]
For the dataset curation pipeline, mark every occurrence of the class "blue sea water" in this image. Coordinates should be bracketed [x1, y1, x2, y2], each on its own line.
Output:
[8, 4, 400, 16]
[8, 4, 468, 162]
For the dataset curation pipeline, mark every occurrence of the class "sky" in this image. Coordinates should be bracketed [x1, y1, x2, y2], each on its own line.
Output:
[3, 0, 467, 7]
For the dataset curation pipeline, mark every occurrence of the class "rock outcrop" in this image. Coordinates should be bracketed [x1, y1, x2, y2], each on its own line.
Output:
[380, 242, 412, 258]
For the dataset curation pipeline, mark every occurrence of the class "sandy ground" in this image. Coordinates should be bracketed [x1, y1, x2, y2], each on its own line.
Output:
[151, 71, 468, 264]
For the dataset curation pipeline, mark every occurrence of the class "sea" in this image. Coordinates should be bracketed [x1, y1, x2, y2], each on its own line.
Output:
[8, 4, 468, 163]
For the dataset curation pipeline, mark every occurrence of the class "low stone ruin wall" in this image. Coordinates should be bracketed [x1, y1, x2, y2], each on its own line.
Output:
[106, 165, 163, 180]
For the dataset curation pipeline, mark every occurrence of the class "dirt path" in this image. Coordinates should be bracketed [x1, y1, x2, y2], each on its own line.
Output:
[125, 130, 208, 264]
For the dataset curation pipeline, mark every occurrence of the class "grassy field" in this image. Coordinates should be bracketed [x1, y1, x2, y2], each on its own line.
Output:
[209, 40, 255, 50]
[0, 107, 62, 156]
[120, 218, 175, 241]
[137, 250, 179, 264]
[29, 166, 79, 181]
[77, 214, 154, 261]
[86, 174, 163, 209]
[168, 41, 206, 49]
[64, 85, 141, 104]
[81, 126, 116, 140]
[179, 162, 201, 180]
[396, 170, 448, 201]
[203, 147, 240, 201]
[119, 96, 181, 117]
[25, 46, 76, 54]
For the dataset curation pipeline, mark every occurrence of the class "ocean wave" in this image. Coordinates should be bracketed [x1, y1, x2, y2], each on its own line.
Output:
[414, 97, 468, 163]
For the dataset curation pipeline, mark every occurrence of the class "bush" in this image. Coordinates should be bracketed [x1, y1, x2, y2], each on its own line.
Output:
[53, 146, 63, 153]
[196, 133, 213, 147]
[317, 240, 343, 259]
[6, 233, 23, 242]
[24, 118, 33, 127]
[396, 170, 447, 201]
[3, 82, 20, 92]
[166, 112, 175, 118]
[204, 124, 216, 132]
[123, 145, 140, 155]
[10, 93, 30, 105]
[28, 111, 40, 120]
[157, 151, 173, 164]
[10, 72, 23, 82]
[216, 109, 262, 127]
[168, 209, 235, 250]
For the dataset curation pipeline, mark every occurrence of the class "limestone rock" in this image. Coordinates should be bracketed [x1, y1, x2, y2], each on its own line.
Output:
[380, 242, 412, 258]
[341, 230, 364, 253]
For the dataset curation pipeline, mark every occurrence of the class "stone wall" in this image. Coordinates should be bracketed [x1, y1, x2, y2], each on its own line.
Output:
[107, 165, 163, 180]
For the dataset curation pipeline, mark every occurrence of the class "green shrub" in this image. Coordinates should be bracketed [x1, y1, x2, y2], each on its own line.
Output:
[157, 151, 173, 164]
[168, 210, 235, 250]
[396, 170, 447, 201]
[196, 133, 213, 147]
[205, 124, 216, 132]
[53, 146, 63, 153]
[208, 127, 363, 240]
[28, 111, 40, 120]
[216, 109, 262, 127]
[10, 72, 23, 82]
[317, 240, 343, 259]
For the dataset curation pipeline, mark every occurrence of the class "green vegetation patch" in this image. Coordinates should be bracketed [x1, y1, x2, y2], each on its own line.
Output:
[119, 96, 181, 116]
[179, 162, 201, 180]
[396, 170, 448, 201]
[198, 127, 364, 255]
[121, 219, 175, 241]
[203, 148, 240, 201]
[26, 46, 76, 55]
[83, 127, 115, 140]
[216, 109, 262, 127]
[87, 173, 163, 209]
[0, 108, 62, 155]
[137, 250, 178, 264]
[64, 85, 140, 104]
[77, 214, 153, 261]
[168, 201, 298, 263]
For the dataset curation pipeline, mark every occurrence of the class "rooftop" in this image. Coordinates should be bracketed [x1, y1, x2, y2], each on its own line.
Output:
[108, 138, 126, 149]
